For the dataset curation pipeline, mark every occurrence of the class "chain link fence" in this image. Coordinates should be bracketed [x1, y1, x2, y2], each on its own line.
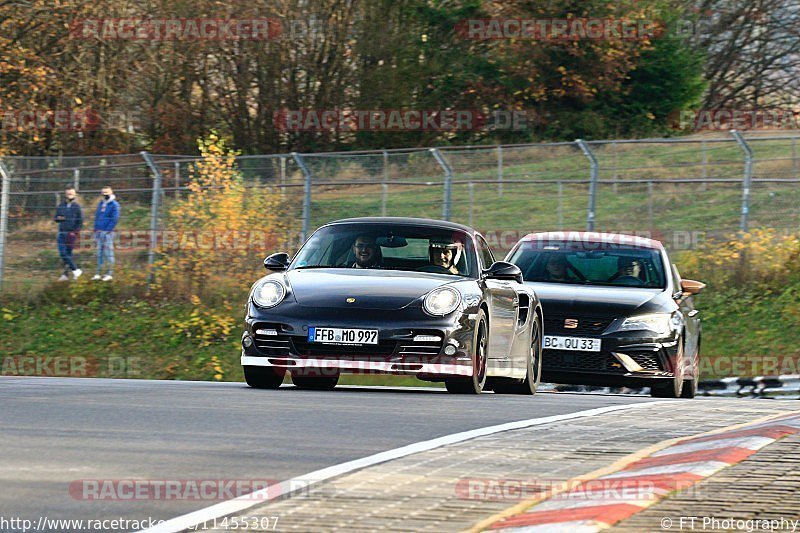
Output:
[2, 130, 799, 293]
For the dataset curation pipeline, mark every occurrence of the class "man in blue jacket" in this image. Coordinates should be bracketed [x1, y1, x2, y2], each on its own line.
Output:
[54, 186, 83, 281]
[92, 186, 120, 281]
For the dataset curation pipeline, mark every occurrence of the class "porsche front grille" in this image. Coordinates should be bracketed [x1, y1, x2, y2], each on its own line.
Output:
[291, 339, 398, 357]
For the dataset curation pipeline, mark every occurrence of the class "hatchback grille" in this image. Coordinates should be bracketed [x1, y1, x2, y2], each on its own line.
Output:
[544, 350, 622, 372]
[544, 315, 614, 336]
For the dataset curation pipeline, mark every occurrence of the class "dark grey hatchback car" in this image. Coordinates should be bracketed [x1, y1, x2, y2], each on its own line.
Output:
[506, 232, 705, 398]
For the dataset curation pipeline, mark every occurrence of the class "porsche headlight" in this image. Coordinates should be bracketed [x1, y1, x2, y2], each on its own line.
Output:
[252, 279, 286, 308]
[617, 313, 680, 336]
[423, 286, 462, 316]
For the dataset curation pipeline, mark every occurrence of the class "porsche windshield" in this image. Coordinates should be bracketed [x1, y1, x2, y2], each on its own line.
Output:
[291, 224, 477, 277]
[508, 241, 666, 288]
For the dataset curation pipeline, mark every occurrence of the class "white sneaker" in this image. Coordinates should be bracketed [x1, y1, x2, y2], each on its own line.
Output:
[58, 274, 69, 282]
[92, 274, 102, 280]
[72, 269, 83, 280]
[101, 275, 113, 282]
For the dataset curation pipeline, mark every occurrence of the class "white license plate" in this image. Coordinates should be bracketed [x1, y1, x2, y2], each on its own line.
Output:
[543, 336, 601, 352]
[308, 327, 378, 345]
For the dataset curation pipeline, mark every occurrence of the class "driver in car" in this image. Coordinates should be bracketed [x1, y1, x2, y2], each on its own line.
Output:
[543, 254, 576, 282]
[427, 241, 462, 274]
[352, 235, 383, 269]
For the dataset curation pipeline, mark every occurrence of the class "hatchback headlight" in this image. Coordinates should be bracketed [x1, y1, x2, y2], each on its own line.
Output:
[252, 279, 286, 308]
[617, 313, 680, 336]
[423, 286, 462, 316]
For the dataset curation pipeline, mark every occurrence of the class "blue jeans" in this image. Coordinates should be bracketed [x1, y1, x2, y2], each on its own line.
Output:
[57, 232, 78, 273]
[95, 231, 115, 275]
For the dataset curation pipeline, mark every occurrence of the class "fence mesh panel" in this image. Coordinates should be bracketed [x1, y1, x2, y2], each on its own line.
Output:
[2, 132, 800, 293]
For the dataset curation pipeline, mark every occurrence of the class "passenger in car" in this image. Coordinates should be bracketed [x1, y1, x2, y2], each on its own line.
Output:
[609, 256, 644, 282]
[428, 241, 462, 274]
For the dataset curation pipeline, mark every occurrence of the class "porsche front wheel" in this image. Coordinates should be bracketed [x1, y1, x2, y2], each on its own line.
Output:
[243, 366, 285, 389]
[445, 310, 488, 395]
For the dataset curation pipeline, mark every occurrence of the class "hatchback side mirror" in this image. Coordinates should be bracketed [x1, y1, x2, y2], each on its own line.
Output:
[484, 261, 523, 284]
[264, 252, 291, 271]
[680, 279, 706, 295]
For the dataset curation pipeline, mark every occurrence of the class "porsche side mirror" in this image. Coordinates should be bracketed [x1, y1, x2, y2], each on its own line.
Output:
[264, 252, 291, 271]
[484, 261, 523, 284]
[680, 279, 706, 296]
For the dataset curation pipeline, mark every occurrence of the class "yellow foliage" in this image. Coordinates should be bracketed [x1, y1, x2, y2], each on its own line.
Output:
[154, 132, 286, 298]
[677, 229, 800, 289]
[169, 305, 236, 348]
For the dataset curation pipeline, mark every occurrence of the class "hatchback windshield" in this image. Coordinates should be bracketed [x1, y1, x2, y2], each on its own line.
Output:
[508, 240, 666, 288]
[291, 223, 478, 277]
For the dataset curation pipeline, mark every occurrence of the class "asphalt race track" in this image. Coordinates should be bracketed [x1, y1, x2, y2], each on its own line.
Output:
[0, 377, 661, 526]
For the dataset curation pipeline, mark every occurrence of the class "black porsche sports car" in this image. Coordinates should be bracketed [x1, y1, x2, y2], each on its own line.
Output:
[241, 217, 543, 394]
[506, 232, 705, 398]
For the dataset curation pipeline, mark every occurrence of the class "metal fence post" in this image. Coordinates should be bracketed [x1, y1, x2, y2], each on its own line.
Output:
[793, 138, 798, 178]
[279, 156, 286, 198]
[576, 139, 599, 231]
[430, 148, 453, 221]
[497, 146, 504, 197]
[292, 153, 313, 242]
[557, 181, 563, 229]
[73, 168, 80, 191]
[612, 141, 618, 194]
[141, 152, 163, 283]
[730, 130, 753, 233]
[0, 161, 11, 292]
[381, 150, 389, 216]
[700, 139, 708, 191]
[173, 161, 181, 199]
[468, 182, 474, 226]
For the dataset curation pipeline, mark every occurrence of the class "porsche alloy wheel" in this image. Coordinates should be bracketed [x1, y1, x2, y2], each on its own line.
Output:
[445, 310, 488, 394]
[493, 314, 542, 395]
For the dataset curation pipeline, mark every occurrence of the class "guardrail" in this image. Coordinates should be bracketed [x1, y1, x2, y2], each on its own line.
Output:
[542, 374, 800, 399]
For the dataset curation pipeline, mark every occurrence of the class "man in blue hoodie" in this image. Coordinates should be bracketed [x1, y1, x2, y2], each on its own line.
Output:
[92, 186, 120, 281]
[54, 186, 83, 281]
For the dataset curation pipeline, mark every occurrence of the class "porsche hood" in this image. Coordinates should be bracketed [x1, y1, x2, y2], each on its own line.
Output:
[285, 269, 453, 310]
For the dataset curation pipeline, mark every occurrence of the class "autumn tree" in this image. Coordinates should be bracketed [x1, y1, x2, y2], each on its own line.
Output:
[155, 133, 286, 298]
